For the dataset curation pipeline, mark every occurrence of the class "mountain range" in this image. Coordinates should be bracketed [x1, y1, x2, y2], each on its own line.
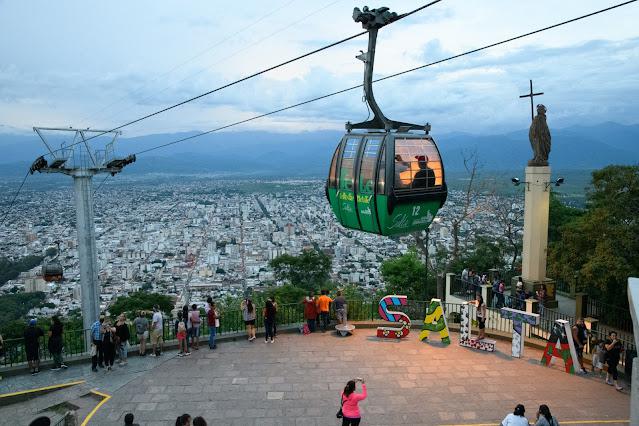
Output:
[0, 121, 636, 177]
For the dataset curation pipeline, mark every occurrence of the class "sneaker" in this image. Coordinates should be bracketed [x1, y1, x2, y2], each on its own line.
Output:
[213, 344, 217, 349]
[177, 353, 184, 357]
[31, 371, 37, 376]
[91, 367, 98, 372]
[107, 366, 112, 371]
[270, 338, 274, 343]
[35, 369, 40, 374]
[606, 380, 614, 386]
[265, 340, 269, 343]
[185, 352, 191, 356]
[61, 364, 68, 369]
[51, 367, 61, 371]
[120, 361, 127, 366]
[581, 368, 588, 374]
[616, 385, 623, 391]
[149, 353, 157, 357]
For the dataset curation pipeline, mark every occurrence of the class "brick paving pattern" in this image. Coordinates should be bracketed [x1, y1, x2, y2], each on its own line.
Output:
[79, 330, 630, 425]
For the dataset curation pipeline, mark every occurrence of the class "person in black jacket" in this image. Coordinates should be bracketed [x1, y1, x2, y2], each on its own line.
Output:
[605, 331, 624, 391]
[24, 319, 44, 375]
[102, 318, 116, 371]
[48, 316, 67, 370]
[115, 314, 130, 366]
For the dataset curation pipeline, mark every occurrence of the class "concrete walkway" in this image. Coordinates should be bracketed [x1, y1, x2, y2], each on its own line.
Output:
[73, 330, 629, 426]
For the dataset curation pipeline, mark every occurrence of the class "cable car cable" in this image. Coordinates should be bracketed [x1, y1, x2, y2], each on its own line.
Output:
[82, 0, 336, 127]
[41, 0, 445, 157]
[78, 0, 299, 125]
[0, 170, 31, 227]
[130, 0, 637, 157]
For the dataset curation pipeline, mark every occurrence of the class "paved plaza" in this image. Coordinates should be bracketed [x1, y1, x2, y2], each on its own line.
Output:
[0, 329, 631, 425]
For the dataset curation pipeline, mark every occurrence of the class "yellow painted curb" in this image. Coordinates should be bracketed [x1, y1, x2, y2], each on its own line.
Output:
[80, 389, 111, 426]
[0, 380, 85, 399]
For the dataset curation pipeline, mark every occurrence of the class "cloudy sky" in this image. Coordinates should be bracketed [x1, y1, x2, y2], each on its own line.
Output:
[1, 0, 638, 137]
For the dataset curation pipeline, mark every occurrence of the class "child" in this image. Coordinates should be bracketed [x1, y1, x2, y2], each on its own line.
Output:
[175, 312, 190, 357]
[592, 338, 606, 377]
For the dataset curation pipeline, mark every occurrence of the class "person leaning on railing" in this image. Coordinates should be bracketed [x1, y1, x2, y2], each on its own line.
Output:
[48, 316, 67, 370]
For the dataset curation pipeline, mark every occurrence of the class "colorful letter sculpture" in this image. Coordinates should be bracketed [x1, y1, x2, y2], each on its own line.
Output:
[377, 295, 411, 339]
[500, 307, 540, 358]
[419, 298, 450, 344]
[540, 319, 579, 374]
[459, 302, 496, 352]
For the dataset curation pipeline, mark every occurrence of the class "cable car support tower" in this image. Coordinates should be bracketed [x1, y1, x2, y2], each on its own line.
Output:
[30, 127, 135, 338]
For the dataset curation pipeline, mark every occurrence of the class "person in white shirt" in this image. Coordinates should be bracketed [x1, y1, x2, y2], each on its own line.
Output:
[502, 404, 529, 426]
[150, 305, 164, 356]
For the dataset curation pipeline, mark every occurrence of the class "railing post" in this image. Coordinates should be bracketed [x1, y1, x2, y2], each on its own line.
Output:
[584, 317, 598, 354]
[525, 298, 537, 338]
[575, 293, 587, 319]
[445, 273, 455, 300]
[481, 284, 491, 308]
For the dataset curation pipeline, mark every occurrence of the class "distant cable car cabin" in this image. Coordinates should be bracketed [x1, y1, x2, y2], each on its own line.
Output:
[42, 242, 63, 282]
[326, 6, 447, 236]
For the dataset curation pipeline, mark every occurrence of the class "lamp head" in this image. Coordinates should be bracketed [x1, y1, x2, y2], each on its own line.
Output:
[511, 177, 521, 186]
[555, 177, 565, 186]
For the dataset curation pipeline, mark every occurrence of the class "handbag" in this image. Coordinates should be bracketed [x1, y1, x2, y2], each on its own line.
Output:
[336, 395, 345, 418]
[90, 343, 97, 357]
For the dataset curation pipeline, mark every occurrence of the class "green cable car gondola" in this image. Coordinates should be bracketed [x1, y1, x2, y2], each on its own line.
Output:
[326, 6, 447, 236]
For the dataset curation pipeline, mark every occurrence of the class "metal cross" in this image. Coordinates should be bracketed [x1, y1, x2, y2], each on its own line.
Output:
[519, 80, 544, 121]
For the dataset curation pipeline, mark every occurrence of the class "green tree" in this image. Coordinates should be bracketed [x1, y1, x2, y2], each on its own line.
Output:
[548, 191, 584, 243]
[548, 165, 639, 306]
[0, 255, 44, 284]
[269, 249, 332, 291]
[0, 291, 47, 335]
[459, 235, 507, 273]
[381, 250, 432, 300]
[108, 292, 174, 317]
[262, 284, 307, 305]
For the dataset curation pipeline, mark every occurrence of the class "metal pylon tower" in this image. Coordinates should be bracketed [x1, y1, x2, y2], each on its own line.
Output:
[30, 127, 135, 337]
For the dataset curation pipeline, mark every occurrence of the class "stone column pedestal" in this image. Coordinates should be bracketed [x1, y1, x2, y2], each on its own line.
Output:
[520, 166, 557, 308]
[522, 166, 551, 282]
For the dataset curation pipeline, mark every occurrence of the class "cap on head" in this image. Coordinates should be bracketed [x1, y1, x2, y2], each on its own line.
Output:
[29, 318, 37, 326]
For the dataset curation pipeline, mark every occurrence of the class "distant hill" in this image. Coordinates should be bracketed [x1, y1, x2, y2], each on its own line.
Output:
[0, 121, 637, 177]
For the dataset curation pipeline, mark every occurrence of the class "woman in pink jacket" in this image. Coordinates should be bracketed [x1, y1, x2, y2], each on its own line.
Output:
[341, 377, 367, 425]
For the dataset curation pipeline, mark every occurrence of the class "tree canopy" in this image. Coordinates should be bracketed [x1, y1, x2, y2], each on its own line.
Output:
[380, 250, 433, 300]
[269, 249, 331, 291]
[0, 291, 48, 336]
[108, 291, 174, 317]
[0, 255, 43, 285]
[548, 165, 639, 306]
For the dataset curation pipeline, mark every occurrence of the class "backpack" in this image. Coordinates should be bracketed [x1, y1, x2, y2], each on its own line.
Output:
[177, 320, 186, 333]
[207, 308, 216, 326]
[190, 310, 201, 325]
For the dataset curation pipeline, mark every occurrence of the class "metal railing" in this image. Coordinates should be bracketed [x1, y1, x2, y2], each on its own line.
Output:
[585, 298, 633, 333]
[451, 277, 482, 302]
[1, 298, 636, 371]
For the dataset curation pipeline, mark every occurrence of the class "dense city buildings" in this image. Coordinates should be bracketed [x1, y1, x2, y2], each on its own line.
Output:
[0, 178, 522, 317]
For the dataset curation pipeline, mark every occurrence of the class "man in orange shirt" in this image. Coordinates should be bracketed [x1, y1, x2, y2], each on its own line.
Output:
[316, 290, 333, 332]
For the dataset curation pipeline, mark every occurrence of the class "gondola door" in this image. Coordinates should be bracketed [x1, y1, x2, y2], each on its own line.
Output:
[336, 135, 362, 230]
[355, 136, 382, 233]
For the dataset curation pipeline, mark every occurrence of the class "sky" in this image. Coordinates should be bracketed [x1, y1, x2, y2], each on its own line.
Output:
[1, 0, 638, 138]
